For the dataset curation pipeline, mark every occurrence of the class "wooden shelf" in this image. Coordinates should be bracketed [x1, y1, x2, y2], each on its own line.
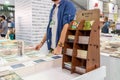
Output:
[62, 9, 100, 74]
[62, 55, 72, 70]
[66, 40, 74, 43]
[65, 49, 73, 56]
[76, 44, 88, 51]
[67, 31, 76, 35]
[63, 66, 71, 71]
[76, 50, 87, 59]
[78, 30, 91, 31]
[64, 54, 72, 57]
[64, 62, 72, 70]
[64, 42, 74, 49]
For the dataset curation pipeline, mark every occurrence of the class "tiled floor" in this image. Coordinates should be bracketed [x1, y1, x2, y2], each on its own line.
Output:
[23, 67, 79, 80]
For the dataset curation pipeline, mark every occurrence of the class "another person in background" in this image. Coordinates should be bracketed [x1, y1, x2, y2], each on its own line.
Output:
[35, 0, 76, 54]
[9, 18, 15, 39]
[0, 15, 8, 37]
[10, 18, 15, 28]
[0, 16, 2, 29]
[101, 17, 110, 33]
[6, 28, 15, 40]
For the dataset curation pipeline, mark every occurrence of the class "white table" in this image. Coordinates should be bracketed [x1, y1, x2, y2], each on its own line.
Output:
[23, 67, 79, 80]
[72, 66, 106, 80]
[101, 53, 120, 80]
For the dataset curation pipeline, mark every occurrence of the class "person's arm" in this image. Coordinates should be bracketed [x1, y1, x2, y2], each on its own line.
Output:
[35, 33, 47, 50]
[53, 1, 76, 54]
[53, 24, 69, 54]
[58, 1, 76, 44]
[58, 24, 69, 45]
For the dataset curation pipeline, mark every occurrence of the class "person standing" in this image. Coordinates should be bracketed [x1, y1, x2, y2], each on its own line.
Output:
[5, 28, 15, 40]
[0, 15, 8, 37]
[0, 16, 2, 29]
[101, 17, 110, 33]
[35, 0, 76, 54]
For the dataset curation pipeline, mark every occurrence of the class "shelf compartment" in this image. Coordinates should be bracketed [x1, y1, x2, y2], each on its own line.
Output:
[75, 66, 86, 74]
[67, 35, 75, 42]
[77, 50, 87, 59]
[63, 55, 72, 62]
[64, 62, 72, 70]
[62, 55, 72, 70]
[65, 48, 73, 56]
[75, 58, 86, 68]
[64, 42, 74, 49]
[67, 30, 76, 35]
[78, 30, 91, 36]
[66, 40, 74, 43]
[78, 36, 89, 44]
[76, 44, 88, 50]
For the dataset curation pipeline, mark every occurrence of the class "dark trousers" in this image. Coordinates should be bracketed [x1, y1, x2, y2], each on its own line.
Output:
[1, 34, 6, 37]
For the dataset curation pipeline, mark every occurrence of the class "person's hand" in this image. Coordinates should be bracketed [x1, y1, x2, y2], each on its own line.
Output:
[53, 46, 62, 55]
[35, 43, 42, 50]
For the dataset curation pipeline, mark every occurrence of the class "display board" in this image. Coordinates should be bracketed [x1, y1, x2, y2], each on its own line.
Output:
[15, 0, 53, 45]
[109, 3, 114, 13]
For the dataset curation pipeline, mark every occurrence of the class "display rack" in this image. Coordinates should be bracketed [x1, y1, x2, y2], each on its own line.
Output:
[62, 9, 100, 74]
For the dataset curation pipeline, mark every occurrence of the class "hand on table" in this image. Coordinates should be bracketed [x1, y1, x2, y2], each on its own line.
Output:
[53, 46, 62, 55]
[35, 43, 42, 50]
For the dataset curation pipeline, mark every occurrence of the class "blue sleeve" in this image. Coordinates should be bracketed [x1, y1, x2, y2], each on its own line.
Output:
[105, 22, 110, 28]
[62, 1, 76, 25]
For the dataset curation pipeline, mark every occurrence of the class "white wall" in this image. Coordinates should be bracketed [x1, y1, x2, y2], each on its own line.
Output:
[72, 0, 88, 9]
[15, 0, 53, 45]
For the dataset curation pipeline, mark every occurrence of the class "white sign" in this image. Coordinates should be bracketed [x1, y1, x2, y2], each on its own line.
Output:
[109, 3, 114, 13]
[89, 0, 103, 14]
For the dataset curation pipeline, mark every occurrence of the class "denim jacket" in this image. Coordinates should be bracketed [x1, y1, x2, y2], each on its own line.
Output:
[46, 0, 76, 50]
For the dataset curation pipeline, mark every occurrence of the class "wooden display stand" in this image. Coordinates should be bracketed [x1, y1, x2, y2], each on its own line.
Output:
[62, 9, 100, 74]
